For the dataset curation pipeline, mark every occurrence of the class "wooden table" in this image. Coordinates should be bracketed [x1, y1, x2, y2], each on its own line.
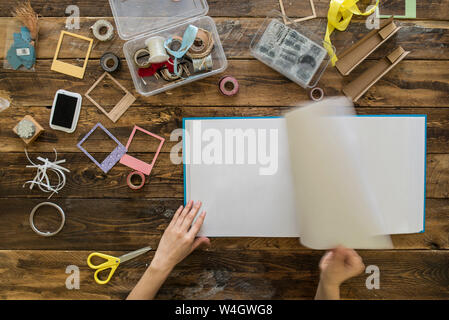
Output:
[0, 0, 448, 299]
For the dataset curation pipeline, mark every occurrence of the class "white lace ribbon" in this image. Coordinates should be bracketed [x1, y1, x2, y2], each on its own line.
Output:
[23, 149, 70, 199]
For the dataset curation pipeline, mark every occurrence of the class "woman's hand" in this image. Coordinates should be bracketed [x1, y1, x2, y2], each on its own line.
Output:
[150, 200, 210, 273]
[315, 246, 365, 300]
[127, 200, 209, 300]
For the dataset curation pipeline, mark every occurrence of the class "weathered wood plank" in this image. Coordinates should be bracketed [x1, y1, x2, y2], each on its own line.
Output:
[1, 18, 447, 60]
[0, 249, 448, 299]
[0, 0, 447, 20]
[2, 106, 446, 153]
[0, 198, 446, 251]
[0, 152, 444, 199]
[0, 60, 448, 108]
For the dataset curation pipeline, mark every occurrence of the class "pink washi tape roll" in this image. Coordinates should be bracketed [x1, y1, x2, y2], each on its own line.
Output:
[310, 87, 324, 101]
[218, 76, 239, 96]
[127, 171, 145, 190]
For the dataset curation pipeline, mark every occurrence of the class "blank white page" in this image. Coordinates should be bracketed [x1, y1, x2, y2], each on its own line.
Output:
[184, 111, 426, 241]
[184, 118, 298, 237]
[350, 116, 426, 234]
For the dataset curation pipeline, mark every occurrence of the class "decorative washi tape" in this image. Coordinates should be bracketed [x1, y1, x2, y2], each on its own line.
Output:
[100, 52, 120, 72]
[192, 55, 213, 73]
[133, 48, 152, 68]
[91, 20, 114, 41]
[310, 86, 324, 101]
[218, 76, 239, 96]
[127, 171, 145, 190]
[29, 202, 65, 237]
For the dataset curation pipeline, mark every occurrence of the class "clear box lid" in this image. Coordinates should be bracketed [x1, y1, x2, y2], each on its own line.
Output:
[109, 0, 209, 40]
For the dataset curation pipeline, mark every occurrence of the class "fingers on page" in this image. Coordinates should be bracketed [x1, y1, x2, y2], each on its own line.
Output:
[177, 200, 193, 226]
[189, 211, 206, 237]
[182, 201, 202, 230]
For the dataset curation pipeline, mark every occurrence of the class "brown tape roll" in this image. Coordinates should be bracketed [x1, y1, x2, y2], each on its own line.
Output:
[187, 28, 214, 59]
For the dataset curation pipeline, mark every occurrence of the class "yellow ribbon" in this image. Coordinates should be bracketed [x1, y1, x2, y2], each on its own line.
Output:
[325, 0, 380, 66]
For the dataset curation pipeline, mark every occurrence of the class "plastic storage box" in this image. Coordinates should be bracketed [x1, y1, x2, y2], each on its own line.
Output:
[109, 0, 227, 96]
[250, 10, 332, 89]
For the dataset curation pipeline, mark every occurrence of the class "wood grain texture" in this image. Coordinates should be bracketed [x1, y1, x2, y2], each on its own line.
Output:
[0, 152, 444, 199]
[2, 106, 448, 153]
[0, 198, 447, 251]
[0, 60, 448, 108]
[0, 0, 448, 301]
[0, 0, 447, 20]
[1, 250, 449, 300]
[1, 18, 447, 60]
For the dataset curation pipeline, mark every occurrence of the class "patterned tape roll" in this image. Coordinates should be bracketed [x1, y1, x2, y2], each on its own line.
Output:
[127, 171, 145, 190]
[100, 52, 120, 72]
[218, 76, 239, 96]
[91, 20, 114, 41]
[133, 48, 152, 68]
[310, 87, 324, 101]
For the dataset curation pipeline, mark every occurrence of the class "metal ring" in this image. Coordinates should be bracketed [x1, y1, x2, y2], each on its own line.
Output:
[310, 87, 324, 101]
[100, 52, 120, 72]
[218, 76, 239, 96]
[29, 202, 65, 237]
[127, 171, 145, 190]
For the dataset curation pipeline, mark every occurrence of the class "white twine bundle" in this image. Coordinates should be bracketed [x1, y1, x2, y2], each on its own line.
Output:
[23, 149, 70, 199]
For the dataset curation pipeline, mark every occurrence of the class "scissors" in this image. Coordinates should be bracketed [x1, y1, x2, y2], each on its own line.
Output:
[87, 246, 152, 285]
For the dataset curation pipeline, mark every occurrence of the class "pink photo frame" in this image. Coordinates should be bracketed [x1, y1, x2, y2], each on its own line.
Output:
[120, 125, 165, 175]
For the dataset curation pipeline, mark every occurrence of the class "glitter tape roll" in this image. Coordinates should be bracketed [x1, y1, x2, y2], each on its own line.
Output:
[91, 20, 114, 41]
[310, 87, 324, 101]
[127, 171, 145, 190]
[192, 55, 213, 73]
[29, 202, 65, 237]
[100, 52, 120, 72]
[218, 76, 239, 96]
[134, 48, 152, 68]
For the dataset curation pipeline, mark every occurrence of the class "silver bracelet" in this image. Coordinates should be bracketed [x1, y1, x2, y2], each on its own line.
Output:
[29, 202, 65, 237]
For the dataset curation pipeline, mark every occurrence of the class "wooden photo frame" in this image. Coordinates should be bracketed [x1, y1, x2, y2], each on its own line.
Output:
[51, 31, 93, 79]
[85, 72, 136, 123]
[279, 0, 316, 24]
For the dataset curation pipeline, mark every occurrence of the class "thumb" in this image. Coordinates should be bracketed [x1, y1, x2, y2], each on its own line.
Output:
[191, 237, 211, 252]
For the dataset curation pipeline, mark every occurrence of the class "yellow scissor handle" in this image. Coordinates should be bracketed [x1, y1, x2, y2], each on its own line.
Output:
[87, 252, 120, 285]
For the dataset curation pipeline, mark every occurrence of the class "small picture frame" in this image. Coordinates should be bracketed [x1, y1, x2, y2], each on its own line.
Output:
[51, 31, 93, 79]
[120, 125, 165, 176]
[77, 122, 127, 173]
[279, 0, 316, 24]
[85, 72, 136, 123]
